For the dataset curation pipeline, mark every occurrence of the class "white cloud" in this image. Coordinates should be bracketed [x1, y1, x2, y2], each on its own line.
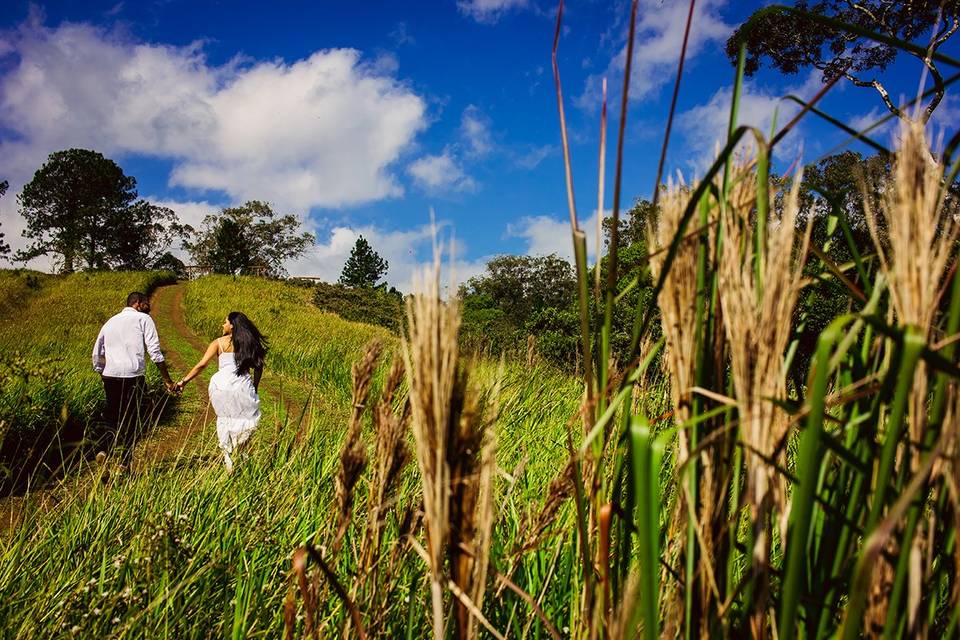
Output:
[674, 72, 821, 176]
[457, 0, 530, 24]
[0, 15, 428, 265]
[514, 144, 556, 169]
[289, 220, 488, 293]
[579, 0, 733, 106]
[460, 105, 494, 157]
[507, 209, 604, 265]
[408, 151, 477, 193]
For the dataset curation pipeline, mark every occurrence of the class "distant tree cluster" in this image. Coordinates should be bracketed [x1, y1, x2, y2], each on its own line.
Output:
[183, 201, 314, 278]
[8, 148, 315, 278]
[16, 149, 188, 272]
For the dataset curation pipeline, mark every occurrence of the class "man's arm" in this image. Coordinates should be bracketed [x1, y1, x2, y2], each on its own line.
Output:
[92, 328, 106, 373]
[142, 315, 175, 388]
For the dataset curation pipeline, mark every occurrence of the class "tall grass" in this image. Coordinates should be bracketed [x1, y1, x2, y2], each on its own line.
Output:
[3, 3, 960, 638]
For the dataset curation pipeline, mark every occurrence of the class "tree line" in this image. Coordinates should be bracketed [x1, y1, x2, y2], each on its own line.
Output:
[0, 148, 314, 278]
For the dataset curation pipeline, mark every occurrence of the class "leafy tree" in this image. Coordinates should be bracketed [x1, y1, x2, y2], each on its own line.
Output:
[726, 1, 959, 122]
[183, 200, 314, 278]
[460, 254, 576, 322]
[106, 201, 190, 271]
[17, 149, 141, 271]
[339, 236, 388, 288]
[603, 197, 659, 249]
[459, 254, 580, 367]
[0, 180, 9, 260]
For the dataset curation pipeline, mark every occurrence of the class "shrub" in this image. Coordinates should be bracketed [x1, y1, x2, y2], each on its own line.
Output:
[312, 281, 404, 333]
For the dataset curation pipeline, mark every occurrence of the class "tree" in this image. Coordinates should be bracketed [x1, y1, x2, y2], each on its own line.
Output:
[106, 201, 191, 271]
[183, 200, 314, 278]
[726, 1, 959, 122]
[17, 149, 139, 272]
[0, 180, 9, 260]
[339, 235, 388, 287]
[460, 254, 576, 322]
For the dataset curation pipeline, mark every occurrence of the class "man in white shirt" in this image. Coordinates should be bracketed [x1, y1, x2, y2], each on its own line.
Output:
[92, 291, 176, 466]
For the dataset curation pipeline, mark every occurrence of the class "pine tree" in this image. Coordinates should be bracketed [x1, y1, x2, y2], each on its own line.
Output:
[339, 235, 388, 288]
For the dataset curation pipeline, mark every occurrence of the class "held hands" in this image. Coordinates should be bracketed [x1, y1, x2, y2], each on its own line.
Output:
[165, 379, 186, 396]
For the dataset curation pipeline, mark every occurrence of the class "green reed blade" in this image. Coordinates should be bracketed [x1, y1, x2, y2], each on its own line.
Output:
[779, 314, 857, 637]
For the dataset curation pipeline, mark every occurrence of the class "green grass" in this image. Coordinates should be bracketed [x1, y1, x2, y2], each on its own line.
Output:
[0, 274, 593, 637]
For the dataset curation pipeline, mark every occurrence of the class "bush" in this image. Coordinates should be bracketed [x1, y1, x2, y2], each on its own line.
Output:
[312, 281, 404, 332]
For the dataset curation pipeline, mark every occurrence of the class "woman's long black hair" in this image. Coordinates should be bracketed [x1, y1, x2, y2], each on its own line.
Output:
[227, 311, 268, 376]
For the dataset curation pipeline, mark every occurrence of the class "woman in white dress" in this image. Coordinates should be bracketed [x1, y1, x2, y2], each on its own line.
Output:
[176, 311, 267, 472]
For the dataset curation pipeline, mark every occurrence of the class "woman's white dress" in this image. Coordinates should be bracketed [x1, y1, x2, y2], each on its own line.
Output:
[208, 344, 260, 470]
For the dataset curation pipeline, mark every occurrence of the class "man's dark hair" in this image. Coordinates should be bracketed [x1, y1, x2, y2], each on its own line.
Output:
[127, 291, 148, 307]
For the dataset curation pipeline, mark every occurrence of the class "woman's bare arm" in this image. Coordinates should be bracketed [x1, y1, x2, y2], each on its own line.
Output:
[179, 340, 219, 386]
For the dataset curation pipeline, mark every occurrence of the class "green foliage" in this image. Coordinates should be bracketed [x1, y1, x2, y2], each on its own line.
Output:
[16, 149, 184, 272]
[726, 1, 958, 121]
[338, 235, 388, 287]
[0, 180, 9, 259]
[183, 201, 314, 278]
[312, 280, 403, 332]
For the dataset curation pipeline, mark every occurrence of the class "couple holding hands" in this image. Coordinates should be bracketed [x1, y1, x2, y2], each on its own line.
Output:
[92, 291, 267, 473]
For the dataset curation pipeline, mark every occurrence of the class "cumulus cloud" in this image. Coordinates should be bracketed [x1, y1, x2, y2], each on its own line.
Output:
[289, 220, 488, 293]
[408, 150, 477, 193]
[580, 0, 733, 107]
[457, 0, 530, 24]
[0, 14, 428, 265]
[507, 209, 604, 265]
[674, 72, 821, 175]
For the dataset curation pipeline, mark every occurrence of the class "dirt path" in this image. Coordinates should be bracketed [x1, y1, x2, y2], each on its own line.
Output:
[134, 284, 213, 468]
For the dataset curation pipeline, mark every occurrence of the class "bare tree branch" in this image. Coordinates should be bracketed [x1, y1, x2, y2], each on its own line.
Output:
[843, 70, 905, 119]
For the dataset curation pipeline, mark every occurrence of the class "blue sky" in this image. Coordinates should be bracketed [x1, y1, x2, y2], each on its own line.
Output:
[1, 0, 958, 289]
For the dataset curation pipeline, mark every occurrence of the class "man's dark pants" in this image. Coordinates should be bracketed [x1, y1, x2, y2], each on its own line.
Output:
[101, 375, 147, 465]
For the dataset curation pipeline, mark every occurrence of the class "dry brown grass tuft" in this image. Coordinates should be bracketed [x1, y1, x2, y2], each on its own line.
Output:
[864, 122, 960, 623]
[402, 246, 501, 640]
[332, 339, 384, 555]
[718, 160, 811, 635]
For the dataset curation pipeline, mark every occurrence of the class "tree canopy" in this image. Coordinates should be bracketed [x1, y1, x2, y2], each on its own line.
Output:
[16, 149, 185, 271]
[339, 235, 388, 288]
[183, 201, 314, 278]
[726, 1, 959, 122]
[0, 180, 9, 259]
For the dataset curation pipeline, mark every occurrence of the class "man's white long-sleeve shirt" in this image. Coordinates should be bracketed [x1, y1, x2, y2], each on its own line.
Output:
[92, 307, 165, 378]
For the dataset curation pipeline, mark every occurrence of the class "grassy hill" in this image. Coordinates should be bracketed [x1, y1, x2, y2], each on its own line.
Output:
[0, 273, 584, 637]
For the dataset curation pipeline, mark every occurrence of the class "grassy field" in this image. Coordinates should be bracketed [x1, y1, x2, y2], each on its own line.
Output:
[2, 7, 960, 638]
[0, 273, 590, 637]
[0, 270, 176, 491]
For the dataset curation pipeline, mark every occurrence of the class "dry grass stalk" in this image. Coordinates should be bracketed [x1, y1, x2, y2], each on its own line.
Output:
[648, 177, 725, 631]
[448, 390, 498, 640]
[864, 120, 959, 625]
[402, 246, 460, 639]
[403, 241, 502, 640]
[332, 339, 383, 555]
[718, 161, 811, 636]
[359, 356, 411, 577]
[865, 120, 959, 445]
